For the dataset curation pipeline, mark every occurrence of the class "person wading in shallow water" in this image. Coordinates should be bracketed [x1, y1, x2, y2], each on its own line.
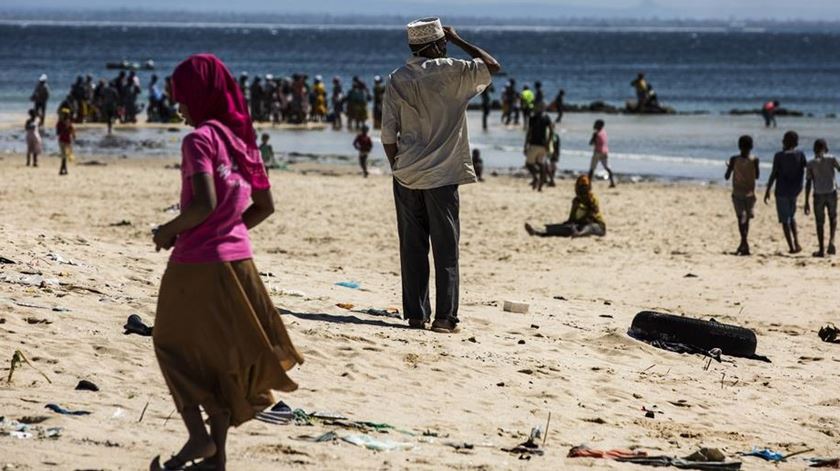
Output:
[381, 17, 500, 333]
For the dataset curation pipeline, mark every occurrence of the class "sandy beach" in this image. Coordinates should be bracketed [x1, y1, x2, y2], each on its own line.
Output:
[1, 153, 839, 470]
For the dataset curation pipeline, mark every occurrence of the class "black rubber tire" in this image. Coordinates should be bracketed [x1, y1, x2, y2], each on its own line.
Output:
[629, 311, 757, 357]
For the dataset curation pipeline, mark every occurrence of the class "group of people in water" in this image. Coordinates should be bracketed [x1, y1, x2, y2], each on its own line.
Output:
[238, 73, 384, 129]
[29, 72, 179, 133]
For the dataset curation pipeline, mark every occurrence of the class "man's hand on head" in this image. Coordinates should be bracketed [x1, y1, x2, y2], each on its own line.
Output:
[443, 26, 460, 42]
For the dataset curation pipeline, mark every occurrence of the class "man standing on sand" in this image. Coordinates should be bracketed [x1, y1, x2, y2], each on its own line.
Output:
[382, 18, 500, 333]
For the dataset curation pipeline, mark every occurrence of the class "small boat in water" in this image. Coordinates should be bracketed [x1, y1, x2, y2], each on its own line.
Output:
[106, 60, 155, 71]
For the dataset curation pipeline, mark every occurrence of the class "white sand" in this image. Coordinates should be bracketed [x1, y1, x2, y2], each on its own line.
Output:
[0, 155, 838, 470]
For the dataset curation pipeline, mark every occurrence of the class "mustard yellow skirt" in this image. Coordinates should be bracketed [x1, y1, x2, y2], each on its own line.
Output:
[153, 259, 303, 426]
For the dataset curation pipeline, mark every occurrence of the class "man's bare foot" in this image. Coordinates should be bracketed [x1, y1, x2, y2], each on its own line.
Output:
[792, 244, 803, 254]
[829, 243, 836, 255]
[813, 250, 825, 258]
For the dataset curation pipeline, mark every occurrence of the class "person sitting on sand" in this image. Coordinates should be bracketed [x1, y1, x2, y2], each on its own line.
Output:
[588, 119, 615, 187]
[525, 175, 606, 237]
[764, 130, 807, 254]
[56, 108, 74, 176]
[149, 54, 303, 471]
[725, 135, 760, 256]
[381, 18, 500, 333]
[804, 138, 840, 257]
[25, 109, 42, 167]
[353, 125, 373, 178]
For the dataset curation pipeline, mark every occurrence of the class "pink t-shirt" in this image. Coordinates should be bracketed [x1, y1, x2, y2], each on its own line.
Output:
[594, 129, 609, 154]
[170, 125, 253, 264]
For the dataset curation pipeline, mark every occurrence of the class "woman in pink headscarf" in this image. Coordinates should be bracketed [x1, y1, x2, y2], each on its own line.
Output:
[150, 54, 303, 471]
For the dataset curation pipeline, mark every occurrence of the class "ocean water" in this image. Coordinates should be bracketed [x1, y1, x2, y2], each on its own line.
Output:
[2, 20, 840, 180]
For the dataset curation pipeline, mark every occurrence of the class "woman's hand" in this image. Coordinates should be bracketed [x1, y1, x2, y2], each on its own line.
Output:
[153, 225, 177, 252]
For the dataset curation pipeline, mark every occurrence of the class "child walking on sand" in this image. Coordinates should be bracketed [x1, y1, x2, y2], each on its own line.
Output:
[725, 135, 760, 256]
[804, 139, 840, 257]
[56, 109, 75, 175]
[149, 54, 302, 471]
[588, 119, 615, 187]
[25, 109, 42, 167]
[764, 131, 807, 254]
[353, 125, 373, 177]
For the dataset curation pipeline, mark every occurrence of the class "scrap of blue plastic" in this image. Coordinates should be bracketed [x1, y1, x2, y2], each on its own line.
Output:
[335, 281, 360, 289]
[743, 448, 784, 462]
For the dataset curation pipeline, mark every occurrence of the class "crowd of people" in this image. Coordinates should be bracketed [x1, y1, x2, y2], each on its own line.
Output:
[29, 72, 180, 134]
[235, 72, 385, 129]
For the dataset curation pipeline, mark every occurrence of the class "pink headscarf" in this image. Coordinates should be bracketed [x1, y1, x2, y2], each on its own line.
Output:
[171, 53, 269, 190]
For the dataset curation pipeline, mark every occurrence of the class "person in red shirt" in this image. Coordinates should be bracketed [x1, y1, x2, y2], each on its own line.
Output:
[56, 108, 75, 175]
[353, 124, 373, 177]
[763, 100, 779, 128]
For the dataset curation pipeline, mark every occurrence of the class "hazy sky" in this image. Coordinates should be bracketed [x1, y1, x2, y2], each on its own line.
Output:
[12, 0, 840, 21]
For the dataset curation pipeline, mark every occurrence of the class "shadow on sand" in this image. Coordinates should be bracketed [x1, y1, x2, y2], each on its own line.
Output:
[278, 308, 411, 330]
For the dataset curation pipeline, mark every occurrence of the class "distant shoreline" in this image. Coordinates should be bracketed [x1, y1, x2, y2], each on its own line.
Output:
[3, 10, 840, 32]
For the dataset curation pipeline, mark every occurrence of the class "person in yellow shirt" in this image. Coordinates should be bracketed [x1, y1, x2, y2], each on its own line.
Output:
[311, 76, 328, 122]
[520, 85, 535, 129]
[525, 175, 606, 237]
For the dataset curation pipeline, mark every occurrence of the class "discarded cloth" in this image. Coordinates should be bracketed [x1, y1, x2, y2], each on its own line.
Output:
[45, 404, 91, 416]
[568, 445, 647, 459]
[0, 418, 61, 439]
[811, 458, 840, 468]
[123, 314, 153, 337]
[634, 337, 770, 363]
[357, 308, 401, 319]
[740, 448, 785, 462]
[819, 324, 839, 343]
[617, 456, 742, 470]
[75, 380, 99, 392]
[502, 426, 545, 458]
[342, 434, 414, 451]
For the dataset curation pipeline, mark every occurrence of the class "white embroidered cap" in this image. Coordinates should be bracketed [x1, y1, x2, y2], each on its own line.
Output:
[406, 17, 444, 45]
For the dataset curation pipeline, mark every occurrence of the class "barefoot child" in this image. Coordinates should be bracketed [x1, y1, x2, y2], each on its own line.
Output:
[588, 119, 615, 187]
[725, 135, 760, 255]
[149, 54, 302, 471]
[56, 108, 75, 175]
[804, 139, 840, 257]
[353, 124, 373, 177]
[259, 132, 275, 170]
[25, 109, 42, 167]
[764, 131, 807, 254]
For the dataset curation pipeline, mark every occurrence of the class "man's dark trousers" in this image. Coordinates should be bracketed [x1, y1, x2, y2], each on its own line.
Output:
[393, 179, 460, 325]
